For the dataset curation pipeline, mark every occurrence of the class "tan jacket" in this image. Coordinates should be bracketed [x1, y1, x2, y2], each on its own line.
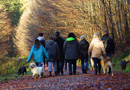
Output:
[88, 38, 106, 58]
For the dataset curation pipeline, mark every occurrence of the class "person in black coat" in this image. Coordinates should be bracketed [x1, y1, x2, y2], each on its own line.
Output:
[101, 30, 115, 57]
[79, 35, 89, 74]
[64, 33, 80, 75]
[54, 31, 65, 75]
[101, 30, 115, 74]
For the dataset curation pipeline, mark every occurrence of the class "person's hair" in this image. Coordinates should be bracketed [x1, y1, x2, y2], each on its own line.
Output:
[103, 30, 108, 34]
[35, 39, 40, 44]
[39, 33, 43, 36]
[49, 36, 54, 40]
[68, 32, 76, 38]
[93, 33, 100, 38]
[80, 35, 85, 40]
[55, 31, 60, 37]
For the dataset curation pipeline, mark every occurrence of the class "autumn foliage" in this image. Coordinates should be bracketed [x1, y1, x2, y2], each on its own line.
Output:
[13, 0, 130, 56]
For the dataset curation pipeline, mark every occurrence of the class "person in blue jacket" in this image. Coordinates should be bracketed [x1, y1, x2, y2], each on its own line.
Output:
[27, 39, 49, 66]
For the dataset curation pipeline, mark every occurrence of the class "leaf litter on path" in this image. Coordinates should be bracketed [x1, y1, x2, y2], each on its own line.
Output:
[0, 67, 130, 90]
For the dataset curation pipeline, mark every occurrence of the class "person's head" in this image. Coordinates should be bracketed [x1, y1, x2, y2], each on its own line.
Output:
[93, 33, 100, 38]
[80, 35, 85, 40]
[55, 31, 60, 38]
[68, 32, 76, 38]
[103, 30, 109, 35]
[35, 39, 40, 48]
[49, 36, 54, 40]
[39, 33, 43, 37]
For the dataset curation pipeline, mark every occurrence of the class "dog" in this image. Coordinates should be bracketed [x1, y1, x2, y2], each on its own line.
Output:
[120, 60, 129, 71]
[29, 63, 44, 78]
[18, 66, 27, 75]
[101, 55, 114, 76]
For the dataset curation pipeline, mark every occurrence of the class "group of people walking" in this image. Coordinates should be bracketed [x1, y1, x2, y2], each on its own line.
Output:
[27, 30, 115, 76]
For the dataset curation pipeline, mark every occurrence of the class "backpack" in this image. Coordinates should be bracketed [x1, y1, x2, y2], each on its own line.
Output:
[102, 37, 109, 49]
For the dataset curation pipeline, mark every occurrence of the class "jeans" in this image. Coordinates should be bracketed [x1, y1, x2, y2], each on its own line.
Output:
[48, 61, 57, 72]
[81, 59, 88, 73]
[92, 58, 101, 74]
[68, 60, 77, 74]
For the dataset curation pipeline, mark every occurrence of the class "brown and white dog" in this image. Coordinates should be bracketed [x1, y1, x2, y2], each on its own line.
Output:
[101, 55, 114, 76]
[29, 63, 44, 78]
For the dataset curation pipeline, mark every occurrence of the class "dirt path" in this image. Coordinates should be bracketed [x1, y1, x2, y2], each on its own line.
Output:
[0, 67, 130, 90]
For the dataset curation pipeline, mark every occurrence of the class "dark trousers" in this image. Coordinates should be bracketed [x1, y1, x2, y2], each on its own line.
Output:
[92, 58, 101, 74]
[57, 59, 59, 74]
[59, 59, 64, 74]
[68, 60, 77, 74]
[64, 60, 67, 70]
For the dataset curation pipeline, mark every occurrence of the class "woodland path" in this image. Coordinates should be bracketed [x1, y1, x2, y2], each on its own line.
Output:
[0, 66, 130, 90]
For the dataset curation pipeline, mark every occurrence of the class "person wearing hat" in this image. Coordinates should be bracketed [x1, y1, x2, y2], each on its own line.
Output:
[64, 33, 80, 75]
[79, 35, 89, 74]
[54, 31, 65, 75]
[37, 33, 45, 47]
[27, 39, 49, 67]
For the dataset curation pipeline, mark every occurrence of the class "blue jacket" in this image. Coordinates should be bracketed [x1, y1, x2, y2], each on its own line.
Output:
[27, 45, 49, 63]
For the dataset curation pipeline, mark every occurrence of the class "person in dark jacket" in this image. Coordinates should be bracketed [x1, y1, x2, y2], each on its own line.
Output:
[54, 31, 65, 75]
[101, 30, 115, 57]
[45, 36, 60, 76]
[79, 35, 89, 74]
[64, 33, 80, 75]
[101, 30, 115, 74]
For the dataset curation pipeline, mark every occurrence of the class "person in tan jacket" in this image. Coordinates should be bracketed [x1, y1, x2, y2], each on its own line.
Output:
[88, 33, 106, 75]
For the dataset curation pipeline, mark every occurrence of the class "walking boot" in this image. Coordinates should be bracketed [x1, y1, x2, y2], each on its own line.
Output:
[82, 69, 84, 74]
[95, 70, 97, 75]
[49, 71, 52, 77]
[69, 72, 72, 75]
[61, 70, 63, 75]
[55, 71, 57, 76]
[84, 69, 87, 74]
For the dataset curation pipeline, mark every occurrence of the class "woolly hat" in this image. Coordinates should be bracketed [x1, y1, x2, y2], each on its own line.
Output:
[80, 35, 85, 40]
[55, 31, 60, 37]
[39, 33, 43, 36]
[68, 33, 76, 38]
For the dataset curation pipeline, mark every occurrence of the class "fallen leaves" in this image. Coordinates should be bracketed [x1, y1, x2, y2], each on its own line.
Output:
[0, 69, 130, 90]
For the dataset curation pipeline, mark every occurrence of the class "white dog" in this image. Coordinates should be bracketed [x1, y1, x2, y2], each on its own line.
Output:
[29, 63, 44, 78]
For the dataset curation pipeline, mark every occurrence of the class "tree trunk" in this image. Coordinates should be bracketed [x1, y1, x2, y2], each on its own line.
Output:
[117, 0, 123, 50]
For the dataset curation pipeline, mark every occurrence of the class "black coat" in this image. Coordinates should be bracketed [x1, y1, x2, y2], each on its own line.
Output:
[79, 39, 89, 59]
[54, 36, 65, 60]
[101, 34, 115, 54]
[64, 39, 80, 60]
